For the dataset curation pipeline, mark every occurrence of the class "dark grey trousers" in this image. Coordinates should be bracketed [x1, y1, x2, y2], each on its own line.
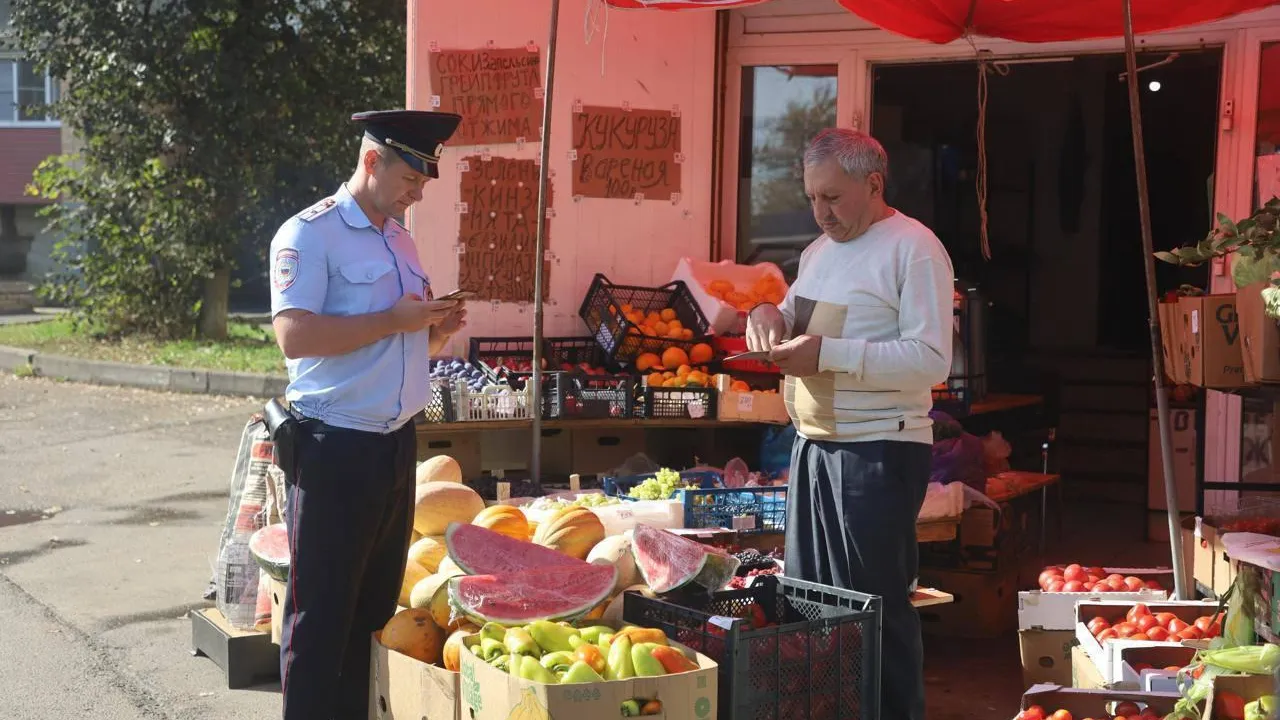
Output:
[784, 437, 931, 720]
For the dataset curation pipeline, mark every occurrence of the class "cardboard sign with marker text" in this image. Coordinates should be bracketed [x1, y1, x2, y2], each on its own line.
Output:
[1176, 294, 1248, 389]
[572, 105, 682, 200]
[456, 155, 552, 303]
[428, 48, 541, 146]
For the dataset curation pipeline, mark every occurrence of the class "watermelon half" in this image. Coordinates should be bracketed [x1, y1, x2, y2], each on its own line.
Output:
[248, 523, 290, 583]
[448, 564, 618, 625]
[632, 524, 741, 593]
[444, 521, 586, 575]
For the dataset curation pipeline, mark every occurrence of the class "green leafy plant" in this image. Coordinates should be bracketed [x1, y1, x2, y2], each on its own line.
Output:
[13, 0, 405, 340]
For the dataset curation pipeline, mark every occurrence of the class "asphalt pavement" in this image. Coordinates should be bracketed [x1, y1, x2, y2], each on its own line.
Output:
[0, 374, 279, 720]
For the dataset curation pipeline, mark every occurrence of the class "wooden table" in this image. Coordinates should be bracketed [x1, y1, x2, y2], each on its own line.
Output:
[968, 393, 1043, 415]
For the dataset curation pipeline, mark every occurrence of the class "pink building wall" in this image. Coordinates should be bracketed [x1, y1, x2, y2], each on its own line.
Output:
[407, 0, 718, 352]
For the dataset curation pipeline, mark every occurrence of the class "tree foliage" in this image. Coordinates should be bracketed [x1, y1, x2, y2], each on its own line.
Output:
[750, 83, 837, 220]
[14, 0, 405, 338]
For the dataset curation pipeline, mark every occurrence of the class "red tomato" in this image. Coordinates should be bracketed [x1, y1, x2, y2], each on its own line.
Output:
[1136, 615, 1159, 633]
[1145, 579, 1164, 591]
[1096, 628, 1118, 643]
[1087, 617, 1111, 636]
[1205, 622, 1221, 639]
[1176, 627, 1202, 641]
[1108, 576, 1128, 591]
[1163, 665, 1181, 672]
[1039, 569, 1063, 590]
[1114, 701, 1141, 718]
[1087, 575, 1103, 585]
[1047, 579, 1066, 593]
[1129, 632, 1150, 641]
[1022, 705, 1046, 720]
[1127, 603, 1151, 622]
[1154, 612, 1178, 628]
[1168, 618, 1190, 634]
[1107, 573, 1126, 584]
[1050, 710, 1072, 720]
[1214, 691, 1246, 720]
[1193, 616, 1214, 633]
[1063, 580, 1085, 593]
[1146, 627, 1171, 642]
[1084, 582, 1096, 591]
[1092, 583, 1110, 593]
[1087, 566, 1106, 579]
[1124, 576, 1147, 591]
[1042, 566, 1064, 576]
[1064, 564, 1087, 583]
[1114, 622, 1139, 638]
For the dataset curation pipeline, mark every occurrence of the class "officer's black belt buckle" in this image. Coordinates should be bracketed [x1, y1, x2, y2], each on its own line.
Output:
[263, 398, 301, 478]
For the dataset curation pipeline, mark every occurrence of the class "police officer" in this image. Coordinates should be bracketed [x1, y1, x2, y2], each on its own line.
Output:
[268, 110, 466, 720]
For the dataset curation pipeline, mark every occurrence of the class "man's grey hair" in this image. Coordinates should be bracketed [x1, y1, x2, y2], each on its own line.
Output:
[802, 128, 889, 181]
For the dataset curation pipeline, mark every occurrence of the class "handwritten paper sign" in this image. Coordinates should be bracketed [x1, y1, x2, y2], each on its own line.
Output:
[457, 155, 552, 303]
[572, 105, 682, 200]
[428, 48, 542, 146]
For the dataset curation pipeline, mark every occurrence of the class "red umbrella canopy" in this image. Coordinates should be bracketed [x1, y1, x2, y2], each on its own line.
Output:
[606, 0, 1280, 44]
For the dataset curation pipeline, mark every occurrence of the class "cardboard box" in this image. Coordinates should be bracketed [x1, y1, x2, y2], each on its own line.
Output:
[1196, 519, 1241, 598]
[1148, 408, 1197, 514]
[418, 432, 482, 480]
[268, 578, 286, 646]
[1072, 645, 1110, 690]
[458, 639, 718, 720]
[1019, 629, 1076, 688]
[369, 631, 459, 720]
[571, 429, 646, 476]
[717, 387, 788, 424]
[1237, 280, 1280, 384]
[1202, 673, 1278, 720]
[1020, 683, 1182, 718]
[1116, 645, 1197, 690]
[917, 567, 1017, 638]
[1074, 600, 1217, 682]
[1159, 302, 1187, 384]
[1177, 294, 1249, 389]
[1018, 567, 1172, 631]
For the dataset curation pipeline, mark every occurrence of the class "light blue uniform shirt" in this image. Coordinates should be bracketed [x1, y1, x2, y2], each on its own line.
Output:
[269, 184, 433, 433]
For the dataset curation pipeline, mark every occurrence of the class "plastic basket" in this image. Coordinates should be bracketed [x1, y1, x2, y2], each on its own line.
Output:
[622, 575, 882, 720]
[420, 378, 458, 423]
[451, 383, 536, 422]
[601, 470, 722, 499]
[639, 386, 718, 420]
[676, 486, 788, 534]
[469, 336, 635, 419]
[578, 273, 712, 367]
[546, 371, 635, 420]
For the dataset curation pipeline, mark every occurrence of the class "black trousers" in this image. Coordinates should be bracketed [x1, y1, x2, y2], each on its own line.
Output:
[279, 418, 416, 720]
[784, 438, 931, 720]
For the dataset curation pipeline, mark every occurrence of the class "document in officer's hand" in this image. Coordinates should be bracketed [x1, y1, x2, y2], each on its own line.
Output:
[436, 289, 478, 302]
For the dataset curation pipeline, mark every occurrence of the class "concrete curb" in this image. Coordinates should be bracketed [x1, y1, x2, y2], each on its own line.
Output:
[0, 344, 287, 398]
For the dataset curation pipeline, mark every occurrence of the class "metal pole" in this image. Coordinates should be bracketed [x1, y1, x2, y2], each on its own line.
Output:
[1123, 0, 1189, 599]
[530, 0, 562, 491]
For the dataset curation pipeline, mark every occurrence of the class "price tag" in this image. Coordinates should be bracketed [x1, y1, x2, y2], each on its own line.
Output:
[456, 160, 470, 172]
[481, 150, 492, 162]
[533, 87, 545, 99]
[454, 244, 466, 255]
[688, 401, 706, 419]
[1191, 310, 1200, 335]
[545, 208, 557, 219]
[616, 508, 634, 520]
[569, 474, 581, 492]
[567, 149, 578, 161]
[496, 482, 511, 502]
[737, 393, 754, 413]
[454, 202, 469, 214]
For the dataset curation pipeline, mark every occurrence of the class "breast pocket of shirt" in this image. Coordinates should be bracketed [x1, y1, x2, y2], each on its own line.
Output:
[405, 263, 430, 300]
[332, 260, 397, 315]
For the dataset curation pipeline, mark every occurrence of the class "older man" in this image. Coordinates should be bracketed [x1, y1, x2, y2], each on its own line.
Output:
[747, 128, 954, 720]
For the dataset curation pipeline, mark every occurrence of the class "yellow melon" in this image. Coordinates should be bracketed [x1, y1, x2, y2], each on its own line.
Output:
[441, 628, 472, 671]
[407, 535, 448, 573]
[531, 506, 605, 560]
[399, 560, 431, 608]
[437, 556, 463, 577]
[471, 505, 529, 541]
[414, 482, 485, 536]
[409, 568, 466, 632]
[416, 455, 463, 484]
[381, 608, 445, 665]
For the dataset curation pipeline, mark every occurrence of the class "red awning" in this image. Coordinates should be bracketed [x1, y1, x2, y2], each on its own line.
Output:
[606, 0, 1279, 44]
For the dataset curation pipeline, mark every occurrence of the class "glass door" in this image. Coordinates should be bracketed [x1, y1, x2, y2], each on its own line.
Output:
[718, 49, 859, 275]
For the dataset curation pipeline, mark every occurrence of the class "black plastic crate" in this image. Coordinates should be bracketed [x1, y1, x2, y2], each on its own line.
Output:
[470, 336, 622, 387]
[623, 575, 882, 720]
[578, 273, 712, 367]
[639, 385, 718, 420]
[545, 371, 635, 420]
[420, 378, 457, 423]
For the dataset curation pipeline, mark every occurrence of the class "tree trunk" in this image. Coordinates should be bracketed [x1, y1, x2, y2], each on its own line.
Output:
[199, 267, 230, 340]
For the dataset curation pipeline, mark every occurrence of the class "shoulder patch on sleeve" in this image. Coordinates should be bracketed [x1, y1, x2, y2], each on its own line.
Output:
[298, 197, 337, 222]
[273, 248, 301, 291]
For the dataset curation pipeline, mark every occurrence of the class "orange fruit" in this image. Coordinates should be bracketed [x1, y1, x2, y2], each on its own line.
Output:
[653, 321, 670, 336]
[663, 371, 675, 379]
[686, 371, 708, 386]
[642, 327, 657, 337]
[621, 303, 633, 313]
[708, 280, 734, 294]
[666, 327, 684, 339]
[646, 372, 665, 387]
[660, 308, 677, 322]
[689, 343, 713, 364]
[645, 312, 662, 326]
[680, 328, 694, 340]
[636, 353, 661, 372]
[668, 319, 683, 332]
[676, 364, 692, 378]
[731, 380, 750, 392]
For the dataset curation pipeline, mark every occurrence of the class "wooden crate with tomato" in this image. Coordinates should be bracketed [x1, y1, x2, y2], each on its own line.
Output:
[1074, 600, 1221, 682]
[716, 375, 788, 424]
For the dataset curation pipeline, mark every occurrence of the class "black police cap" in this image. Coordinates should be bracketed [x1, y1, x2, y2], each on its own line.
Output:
[352, 110, 463, 179]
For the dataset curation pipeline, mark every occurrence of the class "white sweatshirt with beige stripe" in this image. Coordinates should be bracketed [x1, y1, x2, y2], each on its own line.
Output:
[779, 210, 955, 446]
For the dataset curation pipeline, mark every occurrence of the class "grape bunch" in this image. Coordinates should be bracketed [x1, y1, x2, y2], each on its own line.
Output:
[732, 549, 779, 575]
[626, 468, 690, 500]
